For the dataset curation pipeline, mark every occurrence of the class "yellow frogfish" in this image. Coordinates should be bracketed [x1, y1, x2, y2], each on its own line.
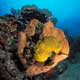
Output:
[34, 36, 62, 63]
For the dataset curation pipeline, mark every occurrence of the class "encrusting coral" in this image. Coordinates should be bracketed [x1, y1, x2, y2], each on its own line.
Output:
[0, 15, 17, 32]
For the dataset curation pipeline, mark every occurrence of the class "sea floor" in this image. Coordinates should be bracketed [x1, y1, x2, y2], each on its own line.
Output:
[56, 52, 80, 80]
[57, 63, 80, 80]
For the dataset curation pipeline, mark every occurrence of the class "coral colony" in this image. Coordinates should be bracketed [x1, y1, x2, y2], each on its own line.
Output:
[0, 5, 79, 80]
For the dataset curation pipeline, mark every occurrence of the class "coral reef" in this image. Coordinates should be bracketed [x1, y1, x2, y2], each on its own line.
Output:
[0, 5, 80, 80]
[0, 5, 60, 80]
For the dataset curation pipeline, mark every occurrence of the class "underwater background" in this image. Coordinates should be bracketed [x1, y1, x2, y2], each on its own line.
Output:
[0, 0, 80, 37]
[0, 0, 80, 80]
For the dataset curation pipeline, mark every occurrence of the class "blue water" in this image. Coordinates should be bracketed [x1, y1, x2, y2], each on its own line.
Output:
[0, 0, 80, 37]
